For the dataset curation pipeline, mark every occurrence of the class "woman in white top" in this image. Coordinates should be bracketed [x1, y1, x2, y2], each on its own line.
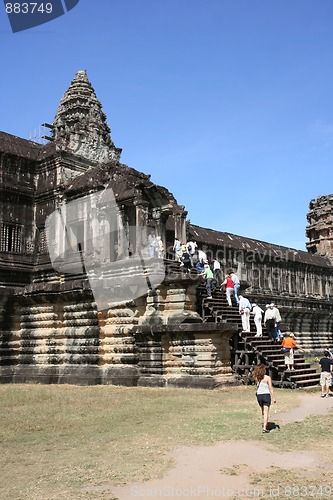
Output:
[252, 364, 276, 433]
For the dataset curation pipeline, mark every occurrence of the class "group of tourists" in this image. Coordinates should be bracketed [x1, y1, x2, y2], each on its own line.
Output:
[148, 232, 164, 258]
[173, 238, 198, 271]
[172, 239, 333, 436]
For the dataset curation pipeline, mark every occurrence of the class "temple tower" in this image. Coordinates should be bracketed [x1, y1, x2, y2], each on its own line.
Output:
[52, 70, 121, 163]
[306, 194, 333, 263]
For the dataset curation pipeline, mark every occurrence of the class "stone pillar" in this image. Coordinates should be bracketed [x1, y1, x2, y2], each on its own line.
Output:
[52, 198, 66, 262]
[127, 205, 136, 256]
[117, 207, 126, 259]
[135, 202, 149, 255]
[88, 192, 99, 256]
[174, 208, 187, 245]
[152, 208, 161, 237]
[159, 212, 168, 257]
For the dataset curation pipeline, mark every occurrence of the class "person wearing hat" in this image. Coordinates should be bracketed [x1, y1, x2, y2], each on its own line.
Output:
[238, 295, 252, 332]
[281, 333, 304, 371]
[251, 303, 265, 337]
[264, 303, 277, 341]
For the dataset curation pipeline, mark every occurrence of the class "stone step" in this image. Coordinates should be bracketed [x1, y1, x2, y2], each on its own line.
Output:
[294, 379, 321, 388]
[288, 369, 319, 377]
[199, 287, 323, 390]
[276, 363, 313, 370]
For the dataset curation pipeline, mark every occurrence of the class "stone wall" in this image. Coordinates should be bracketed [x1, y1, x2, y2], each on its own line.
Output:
[135, 324, 236, 388]
[0, 268, 238, 388]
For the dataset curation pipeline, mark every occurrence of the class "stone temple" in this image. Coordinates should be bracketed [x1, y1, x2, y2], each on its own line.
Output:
[0, 70, 332, 388]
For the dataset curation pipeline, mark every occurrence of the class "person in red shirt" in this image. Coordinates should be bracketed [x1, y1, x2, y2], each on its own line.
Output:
[281, 333, 304, 371]
[221, 275, 234, 306]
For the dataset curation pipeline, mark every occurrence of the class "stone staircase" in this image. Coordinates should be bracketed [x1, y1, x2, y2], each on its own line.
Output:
[197, 284, 320, 389]
[233, 334, 319, 389]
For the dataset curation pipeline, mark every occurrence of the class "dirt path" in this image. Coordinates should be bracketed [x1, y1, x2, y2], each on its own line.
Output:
[86, 393, 332, 499]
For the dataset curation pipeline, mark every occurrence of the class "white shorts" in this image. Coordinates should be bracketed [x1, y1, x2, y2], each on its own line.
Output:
[320, 372, 332, 387]
[284, 348, 294, 364]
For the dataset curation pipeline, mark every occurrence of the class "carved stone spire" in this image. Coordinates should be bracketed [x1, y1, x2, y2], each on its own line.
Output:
[306, 194, 333, 263]
[52, 70, 121, 163]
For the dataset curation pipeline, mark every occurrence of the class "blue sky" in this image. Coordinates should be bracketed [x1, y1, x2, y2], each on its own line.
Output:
[1, 0, 332, 251]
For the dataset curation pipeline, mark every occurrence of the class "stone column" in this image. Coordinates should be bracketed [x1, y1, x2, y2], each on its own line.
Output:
[159, 212, 169, 257]
[117, 206, 126, 259]
[135, 201, 149, 256]
[174, 208, 187, 244]
[53, 198, 66, 261]
[152, 208, 161, 237]
[98, 207, 112, 262]
[127, 205, 136, 256]
[89, 193, 99, 256]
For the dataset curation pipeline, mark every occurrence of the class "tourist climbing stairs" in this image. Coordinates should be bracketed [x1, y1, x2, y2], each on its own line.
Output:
[234, 334, 319, 389]
[198, 284, 320, 389]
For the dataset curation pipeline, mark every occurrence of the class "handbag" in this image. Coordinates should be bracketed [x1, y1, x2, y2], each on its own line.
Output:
[281, 347, 291, 353]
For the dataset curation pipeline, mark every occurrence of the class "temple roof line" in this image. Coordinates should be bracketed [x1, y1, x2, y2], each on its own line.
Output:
[188, 223, 331, 267]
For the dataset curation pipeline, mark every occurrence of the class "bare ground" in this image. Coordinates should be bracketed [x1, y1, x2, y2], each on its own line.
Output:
[85, 393, 333, 499]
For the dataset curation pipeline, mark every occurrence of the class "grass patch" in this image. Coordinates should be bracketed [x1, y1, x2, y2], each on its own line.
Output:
[0, 384, 331, 499]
